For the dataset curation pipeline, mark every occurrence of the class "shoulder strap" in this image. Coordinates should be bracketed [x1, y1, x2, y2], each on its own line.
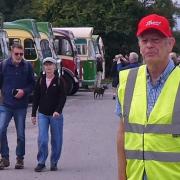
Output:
[23, 60, 29, 75]
[39, 76, 43, 86]
[1, 59, 7, 74]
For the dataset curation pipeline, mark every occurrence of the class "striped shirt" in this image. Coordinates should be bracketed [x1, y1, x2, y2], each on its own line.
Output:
[116, 60, 175, 118]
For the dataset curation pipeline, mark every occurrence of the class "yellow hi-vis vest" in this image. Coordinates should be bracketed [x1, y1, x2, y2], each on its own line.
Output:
[118, 65, 180, 180]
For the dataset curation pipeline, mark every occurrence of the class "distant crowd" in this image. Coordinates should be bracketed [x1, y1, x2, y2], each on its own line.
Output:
[111, 51, 180, 99]
[111, 52, 140, 99]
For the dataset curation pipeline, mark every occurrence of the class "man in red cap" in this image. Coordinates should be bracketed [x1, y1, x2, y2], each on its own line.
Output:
[116, 14, 180, 180]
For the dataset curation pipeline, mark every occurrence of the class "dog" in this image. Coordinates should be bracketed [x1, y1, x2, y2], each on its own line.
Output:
[94, 87, 105, 99]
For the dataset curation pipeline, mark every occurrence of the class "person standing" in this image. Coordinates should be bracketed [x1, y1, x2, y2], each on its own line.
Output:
[95, 54, 103, 88]
[169, 52, 178, 66]
[31, 57, 66, 172]
[111, 57, 119, 100]
[117, 14, 179, 180]
[0, 43, 35, 170]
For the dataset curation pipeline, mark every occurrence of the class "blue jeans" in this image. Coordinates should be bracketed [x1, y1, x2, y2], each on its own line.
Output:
[0, 105, 27, 159]
[37, 113, 63, 166]
[0, 106, 7, 150]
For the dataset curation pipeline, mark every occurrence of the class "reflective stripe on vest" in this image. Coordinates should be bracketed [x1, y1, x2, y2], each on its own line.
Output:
[125, 150, 180, 162]
[123, 67, 138, 122]
[125, 122, 180, 134]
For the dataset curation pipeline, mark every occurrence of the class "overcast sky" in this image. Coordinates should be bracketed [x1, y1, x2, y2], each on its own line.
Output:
[172, 0, 180, 3]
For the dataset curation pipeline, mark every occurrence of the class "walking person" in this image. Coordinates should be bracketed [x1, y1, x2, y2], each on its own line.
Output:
[31, 57, 66, 172]
[111, 57, 119, 100]
[117, 14, 178, 180]
[95, 54, 103, 88]
[0, 43, 35, 170]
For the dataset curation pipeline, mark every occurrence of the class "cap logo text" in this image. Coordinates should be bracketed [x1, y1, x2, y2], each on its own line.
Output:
[146, 20, 161, 26]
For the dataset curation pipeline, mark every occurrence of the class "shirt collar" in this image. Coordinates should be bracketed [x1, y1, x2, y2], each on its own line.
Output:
[146, 59, 175, 85]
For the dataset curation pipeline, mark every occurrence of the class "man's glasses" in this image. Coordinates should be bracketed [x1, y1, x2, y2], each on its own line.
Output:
[14, 52, 24, 56]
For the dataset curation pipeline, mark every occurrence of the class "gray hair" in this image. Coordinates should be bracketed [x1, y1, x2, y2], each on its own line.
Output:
[129, 52, 139, 62]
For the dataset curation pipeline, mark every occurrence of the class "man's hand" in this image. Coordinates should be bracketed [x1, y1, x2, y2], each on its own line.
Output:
[53, 112, 60, 118]
[15, 89, 24, 99]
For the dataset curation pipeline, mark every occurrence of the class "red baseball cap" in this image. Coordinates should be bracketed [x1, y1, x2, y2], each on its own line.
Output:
[136, 14, 172, 37]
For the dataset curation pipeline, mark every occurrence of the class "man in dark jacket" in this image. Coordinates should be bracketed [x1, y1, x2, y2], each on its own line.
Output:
[117, 52, 140, 71]
[31, 57, 66, 172]
[0, 43, 35, 170]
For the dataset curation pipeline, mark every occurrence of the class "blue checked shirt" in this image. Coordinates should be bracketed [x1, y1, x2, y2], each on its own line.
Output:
[116, 60, 175, 118]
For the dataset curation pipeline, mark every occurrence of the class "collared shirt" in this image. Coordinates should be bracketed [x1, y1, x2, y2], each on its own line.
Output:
[116, 60, 175, 118]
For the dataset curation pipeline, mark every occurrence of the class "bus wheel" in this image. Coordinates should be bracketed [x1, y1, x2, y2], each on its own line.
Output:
[71, 82, 79, 95]
[63, 74, 73, 95]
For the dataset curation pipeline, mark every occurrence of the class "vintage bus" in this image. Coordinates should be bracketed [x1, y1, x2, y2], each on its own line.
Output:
[0, 29, 9, 61]
[57, 27, 97, 87]
[3, 19, 43, 77]
[0, 14, 9, 61]
[36, 22, 57, 60]
[53, 28, 79, 94]
[38, 23, 79, 95]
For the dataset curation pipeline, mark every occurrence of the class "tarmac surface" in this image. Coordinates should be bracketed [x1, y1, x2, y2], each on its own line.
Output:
[0, 87, 119, 180]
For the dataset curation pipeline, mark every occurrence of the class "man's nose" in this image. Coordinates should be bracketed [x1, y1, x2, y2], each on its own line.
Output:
[146, 40, 154, 48]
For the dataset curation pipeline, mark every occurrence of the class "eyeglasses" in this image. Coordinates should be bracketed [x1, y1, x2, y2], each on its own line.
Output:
[14, 53, 24, 56]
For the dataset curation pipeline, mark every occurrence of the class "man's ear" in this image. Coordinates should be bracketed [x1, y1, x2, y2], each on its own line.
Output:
[168, 37, 176, 52]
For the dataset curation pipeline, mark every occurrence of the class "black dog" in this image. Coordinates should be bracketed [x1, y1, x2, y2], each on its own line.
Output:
[94, 87, 105, 99]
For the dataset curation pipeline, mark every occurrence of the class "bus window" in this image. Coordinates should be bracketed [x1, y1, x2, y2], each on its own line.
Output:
[76, 44, 87, 55]
[75, 39, 87, 55]
[9, 38, 21, 50]
[54, 39, 59, 55]
[54, 38, 72, 56]
[40, 39, 52, 58]
[88, 40, 96, 59]
[24, 38, 37, 60]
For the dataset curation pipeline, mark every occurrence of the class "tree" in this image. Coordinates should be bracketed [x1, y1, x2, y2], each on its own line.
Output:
[0, 0, 179, 76]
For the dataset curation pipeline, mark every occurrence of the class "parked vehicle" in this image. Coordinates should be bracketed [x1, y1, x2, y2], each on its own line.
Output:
[36, 22, 57, 60]
[0, 29, 9, 61]
[3, 19, 43, 77]
[36, 21, 62, 78]
[57, 27, 97, 87]
[53, 28, 79, 95]
[0, 14, 9, 61]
